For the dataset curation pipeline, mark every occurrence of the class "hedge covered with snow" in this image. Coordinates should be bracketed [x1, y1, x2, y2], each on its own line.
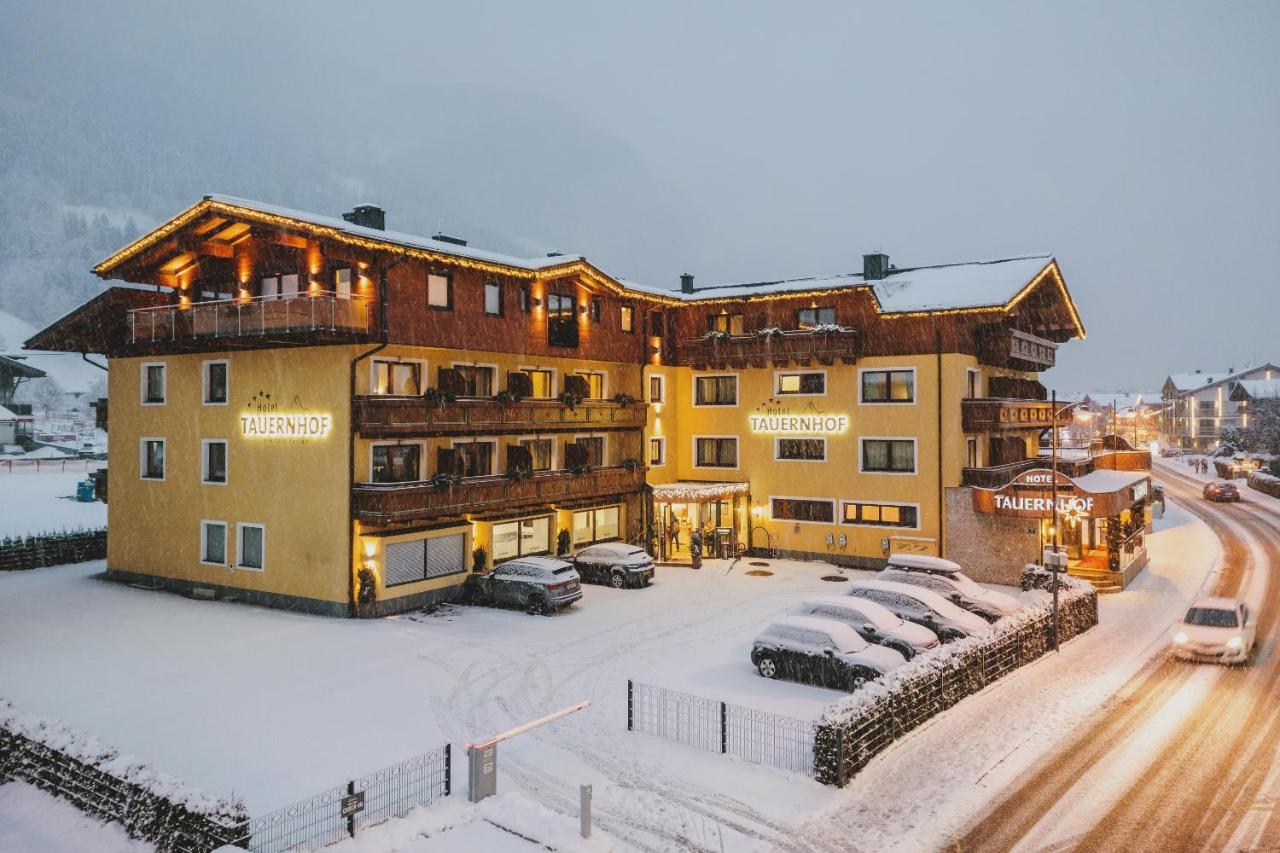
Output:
[1247, 470, 1280, 499]
[811, 576, 1098, 787]
[0, 528, 106, 571]
[0, 699, 248, 851]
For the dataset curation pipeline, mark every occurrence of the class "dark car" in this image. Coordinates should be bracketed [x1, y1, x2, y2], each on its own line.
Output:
[848, 580, 990, 642]
[572, 542, 654, 588]
[750, 617, 905, 690]
[1203, 481, 1240, 503]
[463, 557, 582, 615]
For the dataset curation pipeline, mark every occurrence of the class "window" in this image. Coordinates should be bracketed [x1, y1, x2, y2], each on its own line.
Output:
[967, 436, 979, 468]
[372, 360, 422, 396]
[200, 521, 227, 566]
[621, 304, 634, 333]
[484, 279, 503, 316]
[695, 436, 738, 468]
[841, 501, 918, 529]
[649, 436, 666, 466]
[454, 364, 496, 397]
[776, 437, 826, 461]
[796, 306, 836, 328]
[372, 444, 421, 483]
[649, 374, 665, 404]
[522, 368, 555, 398]
[519, 283, 532, 313]
[141, 363, 166, 405]
[140, 438, 165, 480]
[576, 371, 605, 399]
[694, 375, 738, 406]
[262, 276, 279, 299]
[384, 533, 466, 586]
[547, 292, 578, 347]
[519, 437, 554, 472]
[590, 297, 602, 323]
[966, 369, 980, 399]
[775, 371, 825, 396]
[202, 361, 228, 405]
[335, 268, 352, 299]
[492, 516, 551, 561]
[771, 497, 835, 523]
[575, 435, 605, 468]
[237, 523, 265, 571]
[455, 440, 495, 477]
[573, 506, 620, 545]
[202, 439, 227, 484]
[427, 273, 452, 309]
[1198, 400, 1216, 413]
[281, 274, 299, 298]
[862, 438, 916, 473]
[861, 369, 915, 403]
[707, 313, 744, 335]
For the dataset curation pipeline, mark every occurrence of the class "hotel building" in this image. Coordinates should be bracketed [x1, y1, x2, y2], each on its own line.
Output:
[28, 195, 1126, 614]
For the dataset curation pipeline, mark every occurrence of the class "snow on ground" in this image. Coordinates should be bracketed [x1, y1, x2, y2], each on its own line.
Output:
[0, 781, 154, 853]
[0, 468, 106, 537]
[1155, 455, 1280, 509]
[0, 497, 1221, 852]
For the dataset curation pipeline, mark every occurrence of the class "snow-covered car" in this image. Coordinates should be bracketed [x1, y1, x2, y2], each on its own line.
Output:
[571, 542, 654, 589]
[793, 596, 939, 659]
[1171, 597, 1257, 664]
[878, 566, 1020, 622]
[1203, 481, 1240, 502]
[1160, 447, 1182, 458]
[463, 557, 582, 615]
[848, 579, 990, 641]
[751, 616, 906, 690]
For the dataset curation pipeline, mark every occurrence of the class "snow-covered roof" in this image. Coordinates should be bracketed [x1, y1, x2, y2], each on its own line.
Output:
[680, 254, 1056, 313]
[1082, 392, 1156, 411]
[1165, 365, 1277, 394]
[1231, 379, 1280, 399]
[1072, 469, 1149, 494]
[0, 405, 26, 421]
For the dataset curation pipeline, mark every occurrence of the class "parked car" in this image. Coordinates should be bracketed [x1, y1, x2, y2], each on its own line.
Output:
[1160, 447, 1182, 458]
[571, 542, 654, 588]
[751, 616, 906, 690]
[1203, 481, 1241, 503]
[1171, 597, 1256, 664]
[793, 596, 939, 659]
[848, 579, 990, 641]
[878, 556, 1021, 622]
[463, 557, 582, 615]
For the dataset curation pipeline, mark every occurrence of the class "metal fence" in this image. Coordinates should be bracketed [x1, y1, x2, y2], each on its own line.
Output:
[224, 744, 451, 853]
[627, 681, 816, 776]
[0, 529, 107, 571]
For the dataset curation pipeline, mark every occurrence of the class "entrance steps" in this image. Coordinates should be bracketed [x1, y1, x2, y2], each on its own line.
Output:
[1068, 565, 1123, 594]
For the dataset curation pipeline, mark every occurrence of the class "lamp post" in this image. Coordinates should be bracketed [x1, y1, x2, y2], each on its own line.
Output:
[1048, 391, 1079, 653]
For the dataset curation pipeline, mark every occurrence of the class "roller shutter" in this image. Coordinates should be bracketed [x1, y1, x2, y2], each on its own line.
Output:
[425, 533, 465, 579]
[385, 539, 426, 587]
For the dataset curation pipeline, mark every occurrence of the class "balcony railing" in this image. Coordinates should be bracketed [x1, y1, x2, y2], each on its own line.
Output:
[677, 327, 860, 369]
[128, 291, 371, 343]
[961, 456, 1095, 489]
[354, 396, 648, 438]
[352, 465, 647, 524]
[961, 398, 1071, 432]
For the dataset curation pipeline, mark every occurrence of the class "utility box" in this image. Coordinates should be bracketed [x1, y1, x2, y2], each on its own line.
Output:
[468, 743, 497, 803]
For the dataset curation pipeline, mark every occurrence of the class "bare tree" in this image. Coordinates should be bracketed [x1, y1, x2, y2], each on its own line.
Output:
[30, 377, 66, 414]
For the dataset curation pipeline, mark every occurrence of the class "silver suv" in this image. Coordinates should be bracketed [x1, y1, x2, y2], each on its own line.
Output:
[463, 557, 582, 615]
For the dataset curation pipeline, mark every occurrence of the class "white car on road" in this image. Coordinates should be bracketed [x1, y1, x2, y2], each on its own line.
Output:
[1171, 597, 1257, 664]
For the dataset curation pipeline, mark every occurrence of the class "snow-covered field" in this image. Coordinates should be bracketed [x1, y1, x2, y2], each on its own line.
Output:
[0, 496, 1220, 852]
[0, 468, 106, 538]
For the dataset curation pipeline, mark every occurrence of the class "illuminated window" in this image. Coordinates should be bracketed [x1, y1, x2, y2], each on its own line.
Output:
[694, 375, 737, 406]
[372, 360, 421, 395]
[776, 438, 826, 461]
[621, 304, 635, 333]
[522, 368, 554, 398]
[427, 273, 452, 309]
[649, 374, 665, 403]
[842, 501, 917, 529]
[861, 439, 916, 473]
[649, 436, 666, 466]
[771, 497, 835, 523]
[484, 279, 503, 316]
[576, 371, 606, 399]
[454, 364, 496, 397]
[776, 371, 825, 395]
[796, 307, 835, 328]
[707, 313, 744, 334]
[861, 369, 915, 403]
[695, 437, 738, 468]
[334, 268, 352, 299]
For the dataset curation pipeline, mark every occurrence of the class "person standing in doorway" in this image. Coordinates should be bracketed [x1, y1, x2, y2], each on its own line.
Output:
[669, 514, 680, 550]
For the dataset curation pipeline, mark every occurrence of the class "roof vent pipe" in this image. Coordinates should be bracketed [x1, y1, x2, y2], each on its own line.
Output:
[342, 205, 386, 231]
[680, 273, 695, 293]
[863, 253, 890, 280]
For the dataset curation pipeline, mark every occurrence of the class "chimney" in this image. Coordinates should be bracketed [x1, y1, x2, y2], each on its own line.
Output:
[680, 273, 695, 294]
[432, 232, 468, 247]
[546, 251, 564, 258]
[863, 253, 890, 281]
[342, 204, 385, 231]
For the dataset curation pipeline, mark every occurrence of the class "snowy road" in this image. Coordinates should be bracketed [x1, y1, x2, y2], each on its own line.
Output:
[954, 463, 1280, 852]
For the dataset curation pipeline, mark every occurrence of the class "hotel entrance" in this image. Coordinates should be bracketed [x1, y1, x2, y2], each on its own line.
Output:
[651, 482, 749, 563]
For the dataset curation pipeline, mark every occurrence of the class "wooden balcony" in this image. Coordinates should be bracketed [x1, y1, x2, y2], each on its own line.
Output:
[353, 396, 648, 438]
[977, 327, 1057, 371]
[352, 465, 648, 524]
[676, 328, 860, 369]
[961, 398, 1071, 432]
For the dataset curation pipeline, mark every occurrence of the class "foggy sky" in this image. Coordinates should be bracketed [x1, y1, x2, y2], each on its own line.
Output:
[2, 0, 1277, 393]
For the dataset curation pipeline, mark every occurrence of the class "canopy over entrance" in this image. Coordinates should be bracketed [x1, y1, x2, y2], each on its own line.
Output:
[651, 481, 750, 563]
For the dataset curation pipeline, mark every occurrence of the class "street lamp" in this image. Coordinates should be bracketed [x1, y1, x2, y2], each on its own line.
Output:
[1048, 390, 1080, 654]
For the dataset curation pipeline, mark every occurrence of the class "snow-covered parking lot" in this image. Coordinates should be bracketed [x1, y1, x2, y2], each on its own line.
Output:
[0, 468, 106, 538]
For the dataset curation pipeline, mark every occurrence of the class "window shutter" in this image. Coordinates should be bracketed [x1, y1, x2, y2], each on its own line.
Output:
[437, 367, 466, 397]
[507, 443, 533, 473]
[506, 371, 533, 398]
[425, 534, 465, 579]
[436, 447, 462, 477]
[385, 540, 425, 586]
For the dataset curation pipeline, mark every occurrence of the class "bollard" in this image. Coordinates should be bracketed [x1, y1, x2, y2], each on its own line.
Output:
[580, 784, 592, 838]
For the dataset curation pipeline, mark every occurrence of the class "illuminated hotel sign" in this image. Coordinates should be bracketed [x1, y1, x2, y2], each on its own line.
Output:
[240, 413, 331, 439]
[749, 399, 849, 434]
[749, 414, 848, 434]
[973, 469, 1093, 518]
[240, 389, 331, 442]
